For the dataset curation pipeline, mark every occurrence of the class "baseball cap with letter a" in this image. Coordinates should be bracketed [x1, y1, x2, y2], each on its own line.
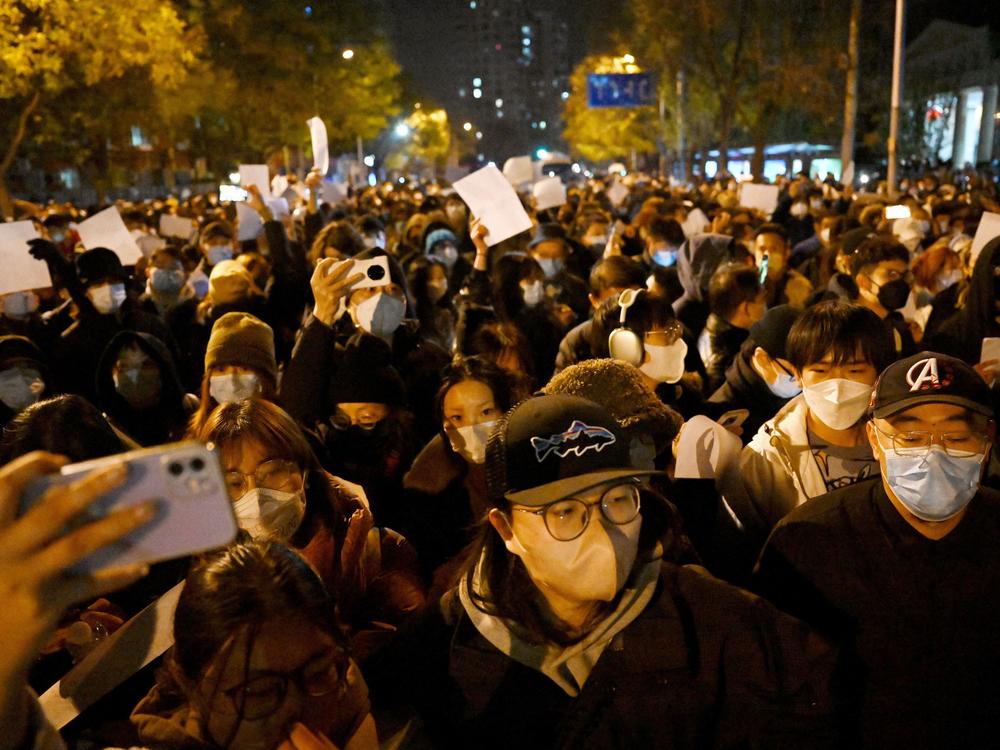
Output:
[871, 351, 993, 419]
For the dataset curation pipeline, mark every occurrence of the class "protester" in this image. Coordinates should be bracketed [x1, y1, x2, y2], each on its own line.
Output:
[720, 301, 894, 559]
[698, 262, 766, 393]
[131, 540, 378, 749]
[188, 311, 278, 435]
[849, 236, 918, 357]
[754, 352, 1000, 747]
[400, 356, 515, 583]
[366, 394, 836, 747]
[753, 223, 813, 308]
[0, 336, 49, 429]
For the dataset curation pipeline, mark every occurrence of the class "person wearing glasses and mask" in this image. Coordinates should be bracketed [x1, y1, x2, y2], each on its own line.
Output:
[132, 541, 379, 750]
[366, 395, 836, 748]
[754, 352, 1000, 748]
[196, 398, 425, 659]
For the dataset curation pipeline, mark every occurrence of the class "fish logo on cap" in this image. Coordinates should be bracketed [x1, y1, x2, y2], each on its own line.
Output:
[531, 420, 616, 463]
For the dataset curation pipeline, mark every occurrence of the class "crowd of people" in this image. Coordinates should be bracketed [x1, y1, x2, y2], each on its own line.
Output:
[1, 162, 1000, 749]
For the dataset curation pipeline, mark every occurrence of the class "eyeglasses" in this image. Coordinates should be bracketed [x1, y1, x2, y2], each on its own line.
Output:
[645, 320, 683, 346]
[872, 422, 989, 458]
[512, 482, 642, 541]
[219, 647, 347, 720]
[224, 459, 302, 500]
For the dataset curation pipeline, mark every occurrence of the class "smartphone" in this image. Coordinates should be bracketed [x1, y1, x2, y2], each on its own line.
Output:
[21, 441, 237, 573]
[219, 185, 248, 203]
[331, 256, 391, 291]
[885, 204, 911, 220]
[718, 409, 750, 429]
[758, 255, 769, 285]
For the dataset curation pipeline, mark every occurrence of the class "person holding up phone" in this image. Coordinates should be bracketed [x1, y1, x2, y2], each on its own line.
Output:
[0, 452, 155, 749]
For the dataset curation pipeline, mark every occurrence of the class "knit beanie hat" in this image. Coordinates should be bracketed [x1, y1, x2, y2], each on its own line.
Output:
[205, 312, 276, 382]
[328, 332, 406, 406]
[542, 358, 683, 448]
[76, 247, 127, 286]
[424, 227, 458, 254]
[209, 259, 259, 305]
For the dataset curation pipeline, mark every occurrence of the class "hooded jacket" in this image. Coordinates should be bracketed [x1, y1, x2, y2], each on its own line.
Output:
[719, 395, 827, 552]
[672, 233, 736, 337]
[94, 331, 196, 447]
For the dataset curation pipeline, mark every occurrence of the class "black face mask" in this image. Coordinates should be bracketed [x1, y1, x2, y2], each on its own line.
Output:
[876, 278, 910, 311]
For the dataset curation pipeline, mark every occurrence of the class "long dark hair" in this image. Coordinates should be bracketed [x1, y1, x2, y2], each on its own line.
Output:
[492, 252, 543, 321]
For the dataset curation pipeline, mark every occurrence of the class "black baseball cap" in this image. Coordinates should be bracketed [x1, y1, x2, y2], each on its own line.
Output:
[871, 351, 993, 419]
[485, 394, 661, 507]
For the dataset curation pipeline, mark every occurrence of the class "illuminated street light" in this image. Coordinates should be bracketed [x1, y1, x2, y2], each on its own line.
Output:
[463, 122, 473, 131]
[394, 123, 411, 138]
[342, 49, 354, 60]
[622, 53, 635, 64]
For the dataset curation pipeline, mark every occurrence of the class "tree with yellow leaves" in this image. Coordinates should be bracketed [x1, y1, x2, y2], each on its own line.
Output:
[0, 0, 198, 213]
[562, 54, 659, 164]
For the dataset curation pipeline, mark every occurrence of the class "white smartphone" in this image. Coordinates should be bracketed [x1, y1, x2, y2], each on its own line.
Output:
[885, 204, 911, 220]
[219, 184, 248, 202]
[332, 256, 391, 291]
[718, 409, 750, 429]
[21, 441, 237, 573]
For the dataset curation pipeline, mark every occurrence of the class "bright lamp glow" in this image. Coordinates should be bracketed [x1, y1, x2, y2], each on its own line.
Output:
[463, 122, 473, 131]
[394, 123, 410, 138]
[342, 49, 354, 60]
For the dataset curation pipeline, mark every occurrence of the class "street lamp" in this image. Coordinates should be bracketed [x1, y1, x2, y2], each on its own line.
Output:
[394, 123, 411, 138]
[462, 122, 473, 132]
[342, 49, 354, 60]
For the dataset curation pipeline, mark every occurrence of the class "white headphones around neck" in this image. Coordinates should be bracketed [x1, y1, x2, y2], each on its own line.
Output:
[608, 288, 645, 366]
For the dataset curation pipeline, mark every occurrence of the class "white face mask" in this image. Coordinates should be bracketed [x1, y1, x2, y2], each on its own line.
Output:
[209, 372, 260, 404]
[521, 279, 545, 307]
[639, 339, 688, 384]
[0, 367, 44, 412]
[427, 278, 449, 303]
[446, 419, 497, 464]
[536, 257, 564, 279]
[87, 283, 127, 314]
[432, 243, 459, 270]
[819, 227, 832, 245]
[802, 377, 873, 430]
[233, 487, 305, 541]
[504, 511, 642, 604]
[353, 292, 406, 338]
[2, 291, 40, 318]
[790, 202, 809, 219]
[364, 232, 386, 250]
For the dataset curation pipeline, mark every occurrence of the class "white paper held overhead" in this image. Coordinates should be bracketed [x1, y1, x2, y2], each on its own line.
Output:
[453, 165, 533, 247]
[970, 212, 1000, 267]
[738, 183, 780, 215]
[502, 156, 533, 187]
[532, 176, 567, 211]
[158, 214, 197, 241]
[76, 207, 143, 265]
[238, 164, 271, 200]
[307, 117, 330, 176]
[0, 221, 52, 295]
[236, 203, 264, 241]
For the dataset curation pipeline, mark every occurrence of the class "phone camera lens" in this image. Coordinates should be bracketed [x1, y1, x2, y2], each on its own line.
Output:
[190, 458, 205, 472]
[168, 462, 184, 476]
[368, 265, 385, 281]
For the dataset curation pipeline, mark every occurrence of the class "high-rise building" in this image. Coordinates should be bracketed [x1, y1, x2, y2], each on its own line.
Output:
[451, 0, 569, 158]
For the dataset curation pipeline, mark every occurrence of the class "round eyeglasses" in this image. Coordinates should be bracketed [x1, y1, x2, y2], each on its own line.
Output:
[872, 422, 989, 458]
[219, 647, 347, 721]
[512, 482, 642, 541]
[224, 458, 302, 500]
